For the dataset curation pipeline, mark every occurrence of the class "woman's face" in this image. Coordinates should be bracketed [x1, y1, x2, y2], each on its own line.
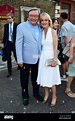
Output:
[40, 17, 50, 29]
[53, 20, 59, 30]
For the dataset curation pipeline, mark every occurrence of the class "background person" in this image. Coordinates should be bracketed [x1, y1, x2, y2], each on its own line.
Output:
[65, 35, 75, 98]
[52, 18, 64, 79]
[60, 12, 75, 80]
[52, 18, 59, 31]
[2, 13, 18, 77]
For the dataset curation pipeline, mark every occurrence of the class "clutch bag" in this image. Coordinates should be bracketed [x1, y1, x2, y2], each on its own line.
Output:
[45, 58, 61, 66]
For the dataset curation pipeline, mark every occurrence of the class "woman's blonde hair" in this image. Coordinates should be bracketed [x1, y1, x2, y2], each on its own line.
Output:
[39, 12, 52, 28]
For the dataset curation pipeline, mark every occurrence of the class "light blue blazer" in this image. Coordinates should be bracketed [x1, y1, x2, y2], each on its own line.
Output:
[16, 20, 42, 64]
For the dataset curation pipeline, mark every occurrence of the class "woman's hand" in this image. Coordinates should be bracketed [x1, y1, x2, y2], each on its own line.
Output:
[68, 57, 73, 64]
[51, 60, 57, 67]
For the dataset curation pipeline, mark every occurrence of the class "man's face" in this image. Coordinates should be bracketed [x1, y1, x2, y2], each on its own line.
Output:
[28, 10, 39, 26]
[7, 16, 13, 23]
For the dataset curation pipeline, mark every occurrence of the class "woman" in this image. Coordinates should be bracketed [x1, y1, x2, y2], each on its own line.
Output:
[65, 35, 75, 98]
[52, 18, 59, 31]
[37, 12, 61, 107]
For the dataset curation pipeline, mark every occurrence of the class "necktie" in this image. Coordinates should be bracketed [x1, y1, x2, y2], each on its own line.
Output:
[10, 24, 13, 42]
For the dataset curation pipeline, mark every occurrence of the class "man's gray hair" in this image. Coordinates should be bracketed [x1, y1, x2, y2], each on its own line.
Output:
[28, 7, 40, 14]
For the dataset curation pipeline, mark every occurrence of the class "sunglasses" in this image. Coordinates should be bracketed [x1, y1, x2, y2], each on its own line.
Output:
[7, 18, 12, 19]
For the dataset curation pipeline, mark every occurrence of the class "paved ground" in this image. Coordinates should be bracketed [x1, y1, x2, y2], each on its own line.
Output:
[0, 54, 75, 120]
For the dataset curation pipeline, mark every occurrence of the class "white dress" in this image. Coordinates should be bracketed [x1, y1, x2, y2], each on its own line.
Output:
[37, 27, 61, 87]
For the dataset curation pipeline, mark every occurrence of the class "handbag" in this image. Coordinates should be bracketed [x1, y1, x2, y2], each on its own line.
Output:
[62, 42, 70, 57]
[45, 58, 61, 66]
[58, 52, 69, 63]
[2, 48, 7, 61]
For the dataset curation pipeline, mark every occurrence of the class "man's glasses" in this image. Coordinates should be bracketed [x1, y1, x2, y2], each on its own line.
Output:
[29, 14, 39, 18]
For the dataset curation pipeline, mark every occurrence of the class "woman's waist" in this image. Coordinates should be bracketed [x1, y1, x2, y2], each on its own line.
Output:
[42, 47, 53, 51]
[42, 50, 54, 56]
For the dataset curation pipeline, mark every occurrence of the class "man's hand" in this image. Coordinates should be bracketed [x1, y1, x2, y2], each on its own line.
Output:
[18, 62, 23, 67]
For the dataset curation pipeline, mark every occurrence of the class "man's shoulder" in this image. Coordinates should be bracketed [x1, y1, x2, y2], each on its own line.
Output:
[14, 22, 18, 25]
[62, 22, 69, 29]
[17, 22, 25, 27]
[14, 22, 18, 27]
[3, 23, 9, 28]
[63, 21, 73, 26]
[4, 23, 8, 26]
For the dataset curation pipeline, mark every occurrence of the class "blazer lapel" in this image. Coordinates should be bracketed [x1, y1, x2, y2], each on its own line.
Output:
[12, 22, 16, 43]
[7, 24, 9, 41]
[25, 21, 39, 42]
[12, 23, 14, 42]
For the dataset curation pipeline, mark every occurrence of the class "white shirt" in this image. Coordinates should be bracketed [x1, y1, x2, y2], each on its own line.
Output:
[9, 22, 14, 42]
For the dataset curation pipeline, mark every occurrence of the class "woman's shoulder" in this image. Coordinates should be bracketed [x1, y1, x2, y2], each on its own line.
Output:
[51, 28, 57, 35]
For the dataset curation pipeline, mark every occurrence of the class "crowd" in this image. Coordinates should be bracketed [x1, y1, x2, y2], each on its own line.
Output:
[2, 7, 75, 107]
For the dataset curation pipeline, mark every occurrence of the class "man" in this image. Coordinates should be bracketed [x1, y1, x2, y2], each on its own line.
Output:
[2, 13, 18, 77]
[60, 12, 75, 80]
[16, 7, 43, 106]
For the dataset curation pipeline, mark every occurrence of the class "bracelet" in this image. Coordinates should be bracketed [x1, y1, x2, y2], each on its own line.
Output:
[53, 59, 57, 61]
